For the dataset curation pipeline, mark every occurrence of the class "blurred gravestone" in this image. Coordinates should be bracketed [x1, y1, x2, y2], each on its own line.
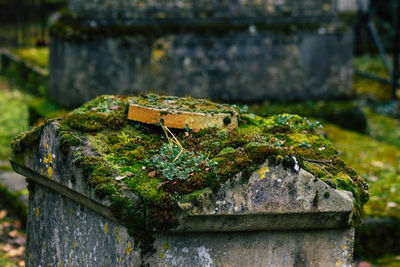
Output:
[49, 0, 360, 108]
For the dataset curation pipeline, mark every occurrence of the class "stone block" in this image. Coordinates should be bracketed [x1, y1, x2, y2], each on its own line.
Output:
[49, 30, 353, 108]
[48, 0, 355, 108]
[11, 95, 368, 266]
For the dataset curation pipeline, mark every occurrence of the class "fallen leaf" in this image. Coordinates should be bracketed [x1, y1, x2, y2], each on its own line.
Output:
[1, 243, 13, 252]
[371, 161, 385, 167]
[0, 210, 7, 219]
[148, 171, 156, 178]
[13, 221, 21, 229]
[8, 230, 18, 238]
[18, 261, 25, 267]
[6, 246, 25, 257]
[157, 181, 169, 190]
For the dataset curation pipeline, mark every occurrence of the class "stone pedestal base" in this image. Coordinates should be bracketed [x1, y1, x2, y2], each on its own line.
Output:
[26, 181, 354, 267]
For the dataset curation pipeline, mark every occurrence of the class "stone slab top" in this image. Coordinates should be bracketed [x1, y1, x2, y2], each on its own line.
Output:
[10, 95, 368, 235]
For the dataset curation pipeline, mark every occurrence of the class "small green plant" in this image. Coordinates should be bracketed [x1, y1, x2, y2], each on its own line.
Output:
[146, 143, 215, 181]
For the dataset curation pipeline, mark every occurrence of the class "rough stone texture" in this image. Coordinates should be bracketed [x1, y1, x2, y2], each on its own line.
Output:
[50, 30, 353, 108]
[68, 0, 359, 20]
[173, 161, 354, 232]
[26, 181, 354, 267]
[13, 121, 357, 266]
[48, 0, 358, 108]
[146, 229, 355, 267]
[26, 182, 140, 267]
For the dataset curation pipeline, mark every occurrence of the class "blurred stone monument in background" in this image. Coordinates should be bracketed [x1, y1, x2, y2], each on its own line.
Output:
[49, 0, 361, 108]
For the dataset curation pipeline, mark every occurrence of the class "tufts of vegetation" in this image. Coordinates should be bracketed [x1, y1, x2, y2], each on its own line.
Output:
[145, 143, 217, 181]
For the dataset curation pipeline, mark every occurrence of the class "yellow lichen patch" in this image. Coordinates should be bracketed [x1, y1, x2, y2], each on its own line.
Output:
[117, 235, 121, 244]
[46, 144, 49, 149]
[43, 157, 48, 164]
[126, 241, 133, 255]
[162, 243, 169, 251]
[151, 39, 168, 64]
[119, 257, 122, 262]
[159, 252, 165, 259]
[47, 167, 53, 178]
[115, 228, 119, 234]
[103, 223, 108, 234]
[335, 259, 344, 267]
[35, 207, 39, 218]
[258, 166, 270, 180]
[72, 242, 77, 249]
[48, 152, 53, 163]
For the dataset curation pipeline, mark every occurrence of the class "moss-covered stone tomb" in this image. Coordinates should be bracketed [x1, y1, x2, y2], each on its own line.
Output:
[49, 0, 359, 108]
[11, 95, 368, 266]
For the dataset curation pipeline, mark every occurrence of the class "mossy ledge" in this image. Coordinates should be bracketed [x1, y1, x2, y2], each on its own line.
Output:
[11, 95, 369, 249]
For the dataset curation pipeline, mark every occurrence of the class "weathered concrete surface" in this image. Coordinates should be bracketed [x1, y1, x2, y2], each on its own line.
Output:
[174, 161, 354, 232]
[50, 31, 353, 108]
[146, 229, 355, 267]
[49, 0, 358, 108]
[26, 182, 140, 267]
[26, 179, 354, 267]
[12, 120, 357, 266]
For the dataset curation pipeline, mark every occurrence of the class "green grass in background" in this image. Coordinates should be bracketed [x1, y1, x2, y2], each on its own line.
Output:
[353, 55, 398, 101]
[0, 76, 31, 160]
[12, 47, 49, 70]
[324, 122, 400, 219]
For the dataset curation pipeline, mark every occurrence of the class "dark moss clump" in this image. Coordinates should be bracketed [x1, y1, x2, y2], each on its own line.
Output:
[57, 130, 81, 158]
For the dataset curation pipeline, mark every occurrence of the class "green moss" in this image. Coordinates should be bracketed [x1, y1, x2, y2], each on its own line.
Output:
[324, 123, 400, 219]
[366, 109, 400, 148]
[1, 52, 48, 97]
[11, 121, 45, 163]
[11, 47, 49, 70]
[11, 95, 369, 242]
[62, 111, 126, 132]
[249, 100, 367, 133]
[352, 55, 398, 102]
[129, 94, 235, 115]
